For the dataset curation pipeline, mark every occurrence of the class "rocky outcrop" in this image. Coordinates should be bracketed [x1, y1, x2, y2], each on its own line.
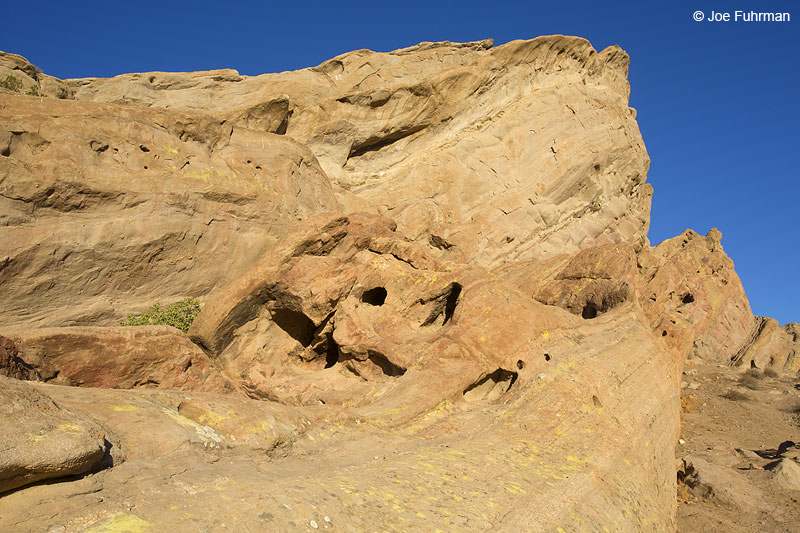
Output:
[4, 326, 230, 391]
[0, 91, 339, 328]
[0, 36, 795, 531]
[0, 375, 114, 494]
[64, 36, 651, 269]
[730, 318, 800, 373]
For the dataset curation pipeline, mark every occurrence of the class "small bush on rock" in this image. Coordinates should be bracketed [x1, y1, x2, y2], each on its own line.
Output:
[0, 75, 23, 92]
[121, 298, 200, 333]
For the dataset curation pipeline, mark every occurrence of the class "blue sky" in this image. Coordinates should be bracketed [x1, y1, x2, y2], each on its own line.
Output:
[3, 1, 798, 324]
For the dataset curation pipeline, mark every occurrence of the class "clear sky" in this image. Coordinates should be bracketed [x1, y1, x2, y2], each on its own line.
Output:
[3, 0, 798, 324]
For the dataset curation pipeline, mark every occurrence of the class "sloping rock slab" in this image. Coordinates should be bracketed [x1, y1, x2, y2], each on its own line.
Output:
[0, 375, 112, 494]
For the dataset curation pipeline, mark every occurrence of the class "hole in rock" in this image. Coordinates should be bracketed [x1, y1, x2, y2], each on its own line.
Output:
[681, 293, 695, 304]
[421, 282, 463, 327]
[544, 353, 551, 362]
[361, 287, 387, 306]
[275, 113, 290, 135]
[324, 340, 340, 368]
[581, 301, 599, 319]
[662, 330, 668, 337]
[139, 145, 150, 152]
[271, 308, 316, 348]
[368, 351, 406, 377]
[443, 283, 461, 325]
[592, 395, 602, 408]
[517, 360, 525, 370]
[463, 368, 518, 403]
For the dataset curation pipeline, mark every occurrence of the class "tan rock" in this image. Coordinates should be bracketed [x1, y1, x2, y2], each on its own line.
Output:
[0, 36, 795, 532]
[0, 94, 339, 328]
[67, 36, 652, 268]
[679, 455, 766, 510]
[769, 458, 800, 490]
[4, 326, 230, 392]
[0, 375, 111, 494]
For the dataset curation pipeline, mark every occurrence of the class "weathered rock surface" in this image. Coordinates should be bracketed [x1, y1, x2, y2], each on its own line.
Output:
[0, 375, 113, 494]
[0, 91, 339, 328]
[769, 457, 800, 491]
[0, 35, 797, 531]
[0, 335, 40, 380]
[66, 36, 652, 269]
[4, 326, 230, 391]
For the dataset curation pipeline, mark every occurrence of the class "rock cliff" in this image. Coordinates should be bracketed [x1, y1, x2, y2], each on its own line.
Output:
[0, 36, 796, 532]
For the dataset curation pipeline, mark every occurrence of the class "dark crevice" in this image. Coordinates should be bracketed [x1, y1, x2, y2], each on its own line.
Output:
[275, 110, 291, 135]
[324, 341, 340, 368]
[368, 351, 406, 377]
[347, 125, 425, 160]
[681, 293, 695, 304]
[361, 287, 387, 306]
[271, 308, 316, 348]
[581, 301, 599, 319]
[443, 283, 461, 325]
[463, 368, 518, 402]
[422, 282, 462, 327]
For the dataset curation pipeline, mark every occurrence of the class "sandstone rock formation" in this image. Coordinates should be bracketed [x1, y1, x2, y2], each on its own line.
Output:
[0, 375, 114, 494]
[0, 36, 797, 532]
[4, 326, 230, 391]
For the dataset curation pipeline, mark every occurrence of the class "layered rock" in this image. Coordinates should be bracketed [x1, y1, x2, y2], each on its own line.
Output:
[65, 36, 651, 268]
[4, 326, 230, 391]
[0, 92, 339, 328]
[0, 375, 114, 494]
[0, 36, 796, 531]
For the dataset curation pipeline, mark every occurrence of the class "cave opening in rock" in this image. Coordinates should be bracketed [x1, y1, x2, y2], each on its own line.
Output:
[443, 283, 462, 325]
[324, 339, 340, 368]
[361, 287, 387, 306]
[682, 293, 695, 304]
[581, 301, 599, 319]
[271, 308, 316, 347]
[463, 368, 519, 403]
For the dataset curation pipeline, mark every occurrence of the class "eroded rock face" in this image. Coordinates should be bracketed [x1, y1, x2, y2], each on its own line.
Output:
[4, 326, 230, 392]
[0, 36, 795, 531]
[0, 92, 339, 328]
[65, 36, 652, 268]
[0, 375, 113, 494]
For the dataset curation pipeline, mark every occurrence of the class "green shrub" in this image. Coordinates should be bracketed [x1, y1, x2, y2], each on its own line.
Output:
[0, 75, 23, 92]
[121, 298, 201, 333]
[25, 85, 44, 97]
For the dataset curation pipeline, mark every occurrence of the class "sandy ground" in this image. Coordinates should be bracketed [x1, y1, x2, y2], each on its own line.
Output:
[676, 360, 800, 532]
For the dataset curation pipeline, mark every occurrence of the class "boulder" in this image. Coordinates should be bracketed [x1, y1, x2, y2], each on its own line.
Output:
[0, 375, 112, 494]
[4, 326, 230, 392]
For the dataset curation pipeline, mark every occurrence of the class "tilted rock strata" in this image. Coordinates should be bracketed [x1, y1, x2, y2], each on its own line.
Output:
[65, 36, 652, 268]
[4, 326, 230, 391]
[0, 36, 797, 531]
[0, 93, 339, 328]
[0, 375, 114, 494]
